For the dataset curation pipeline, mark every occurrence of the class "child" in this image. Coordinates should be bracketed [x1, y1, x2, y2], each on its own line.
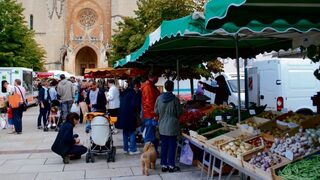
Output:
[47, 106, 59, 129]
[7, 107, 14, 133]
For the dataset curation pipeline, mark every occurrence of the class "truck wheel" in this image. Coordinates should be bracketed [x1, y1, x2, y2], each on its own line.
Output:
[296, 109, 314, 116]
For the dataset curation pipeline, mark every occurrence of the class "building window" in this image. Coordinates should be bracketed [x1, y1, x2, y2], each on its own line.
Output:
[30, 14, 33, 30]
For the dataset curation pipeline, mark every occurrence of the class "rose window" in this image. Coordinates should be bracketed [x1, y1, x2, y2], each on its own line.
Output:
[78, 8, 97, 28]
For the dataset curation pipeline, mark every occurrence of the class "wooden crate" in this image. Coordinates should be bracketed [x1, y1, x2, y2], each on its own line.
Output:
[239, 116, 271, 128]
[242, 152, 290, 180]
[205, 135, 234, 151]
[258, 121, 298, 142]
[224, 129, 256, 141]
[300, 115, 320, 129]
[196, 127, 231, 143]
[219, 139, 264, 167]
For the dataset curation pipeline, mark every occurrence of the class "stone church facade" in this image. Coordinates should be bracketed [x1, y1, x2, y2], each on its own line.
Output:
[17, 0, 137, 76]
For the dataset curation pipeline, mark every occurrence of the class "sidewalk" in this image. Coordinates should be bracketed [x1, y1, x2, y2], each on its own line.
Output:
[0, 107, 203, 180]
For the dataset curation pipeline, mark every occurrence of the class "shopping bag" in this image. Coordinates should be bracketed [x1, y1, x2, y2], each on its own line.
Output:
[0, 116, 7, 129]
[179, 140, 193, 165]
[8, 93, 21, 108]
[70, 103, 80, 115]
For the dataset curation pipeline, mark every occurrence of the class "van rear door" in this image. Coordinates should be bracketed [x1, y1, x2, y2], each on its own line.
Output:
[256, 60, 281, 111]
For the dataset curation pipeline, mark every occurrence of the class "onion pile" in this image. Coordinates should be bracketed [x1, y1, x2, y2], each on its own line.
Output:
[221, 140, 253, 158]
[249, 152, 282, 171]
[270, 128, 319, 159]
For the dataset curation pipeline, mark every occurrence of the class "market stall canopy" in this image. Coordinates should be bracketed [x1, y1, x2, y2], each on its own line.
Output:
[114, 13, 297, 68]
[84, 68, 146, 78]
[204, 0, 320, 46]
[35, 72, 54, 78]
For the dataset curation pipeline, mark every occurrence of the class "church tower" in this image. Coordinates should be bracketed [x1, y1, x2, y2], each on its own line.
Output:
[64, 0, 111, 75]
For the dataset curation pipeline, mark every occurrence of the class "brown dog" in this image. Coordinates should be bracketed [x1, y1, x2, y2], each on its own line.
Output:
[141, 142, 157, 176]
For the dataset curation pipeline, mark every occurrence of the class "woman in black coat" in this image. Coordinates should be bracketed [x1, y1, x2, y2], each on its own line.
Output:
[51, 112, 87, 164]
[116, 80, 141, 154]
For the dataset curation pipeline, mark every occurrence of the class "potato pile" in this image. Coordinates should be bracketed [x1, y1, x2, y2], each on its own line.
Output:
[221, 140, 253, 158]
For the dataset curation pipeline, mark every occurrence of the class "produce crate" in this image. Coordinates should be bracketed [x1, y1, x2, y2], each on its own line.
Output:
[258, 121, 298, 142]
[245, 136, 274, 150]
[241, 152, 290, 180]
[224, 129, 256, 141]
[237, 117, 271, 134]
[205, 135, 234, 151]
[300, 115, 320, 129]
[196, 127, 231, 143]
[219, 139, 263, 167]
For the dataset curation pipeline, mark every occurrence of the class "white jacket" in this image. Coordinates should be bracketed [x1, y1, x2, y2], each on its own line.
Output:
[106, 85, 120, 109]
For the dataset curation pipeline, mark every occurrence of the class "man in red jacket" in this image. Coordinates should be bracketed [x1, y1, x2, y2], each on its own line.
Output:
[141, 72, 160, 152]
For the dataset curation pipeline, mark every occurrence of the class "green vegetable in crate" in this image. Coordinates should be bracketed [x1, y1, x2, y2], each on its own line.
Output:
[278, 155, 320, 180]
[203, 129, 229, 139]
[196, 123, 223, 134]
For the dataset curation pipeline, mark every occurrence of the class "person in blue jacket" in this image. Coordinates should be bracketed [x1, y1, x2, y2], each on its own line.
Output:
[51, 112, 87, 164]
[116, 79, 142, 155]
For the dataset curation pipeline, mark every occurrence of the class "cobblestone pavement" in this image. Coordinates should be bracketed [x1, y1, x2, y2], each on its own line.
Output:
[0, 107, 208, 180]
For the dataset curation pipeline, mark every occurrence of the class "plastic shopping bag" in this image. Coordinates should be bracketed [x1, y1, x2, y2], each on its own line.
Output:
[179, 140, 194, 165]
[70, 103, 80, 115]
[0, 116, 7, 129]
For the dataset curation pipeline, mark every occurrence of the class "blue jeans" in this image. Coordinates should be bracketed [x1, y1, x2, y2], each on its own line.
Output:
[61, 100, 73, 121]
[13, 108, 23, 133]
[123, 130, 137, 152]
[143, 118, 158, 152]
[160, 135, 177, 167]
[37, 103, 50, 127]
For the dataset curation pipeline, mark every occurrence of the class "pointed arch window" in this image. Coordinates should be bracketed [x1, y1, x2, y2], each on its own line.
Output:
[30, 14, 33, 30]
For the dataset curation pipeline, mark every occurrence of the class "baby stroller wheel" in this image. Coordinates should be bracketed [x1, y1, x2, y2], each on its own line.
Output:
[111, 147, 116, 162]
[85, 153, 90, 163]
[86, 151, 91, 163]
[90, 154, 95, 163]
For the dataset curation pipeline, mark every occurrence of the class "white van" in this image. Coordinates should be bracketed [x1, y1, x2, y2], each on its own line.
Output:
[0, 67, 36, 108]
[248, 58, 320, 114]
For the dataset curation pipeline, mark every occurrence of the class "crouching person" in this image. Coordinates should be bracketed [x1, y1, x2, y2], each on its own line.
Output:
[51, 112, 87, 164]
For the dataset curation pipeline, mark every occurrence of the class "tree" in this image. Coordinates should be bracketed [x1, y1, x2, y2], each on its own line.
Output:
[110, 0, 203, 64]
[0, 0, 45, 71]
[110, 0, 222, 79]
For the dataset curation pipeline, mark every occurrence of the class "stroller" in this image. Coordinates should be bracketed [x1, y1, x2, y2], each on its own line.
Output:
[86, 114, 116, 163]
[44, 100, 62, 132]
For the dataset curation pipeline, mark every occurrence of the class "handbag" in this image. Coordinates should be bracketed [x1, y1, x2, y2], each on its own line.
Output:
[16, 87, 28, 112]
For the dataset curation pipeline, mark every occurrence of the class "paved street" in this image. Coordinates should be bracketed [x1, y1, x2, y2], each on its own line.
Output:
[0, 107, 203, 180]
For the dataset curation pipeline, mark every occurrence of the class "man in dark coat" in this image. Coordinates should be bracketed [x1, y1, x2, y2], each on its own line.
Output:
[37, 80, 51, 130]
[116, 80, 141, 155]
[51, 112, 87, 164]
[199, 75, 231, 105]
[85, 81, 107, 113]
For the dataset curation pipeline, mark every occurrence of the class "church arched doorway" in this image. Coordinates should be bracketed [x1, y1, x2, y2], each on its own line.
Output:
[75, 46, 97, 76]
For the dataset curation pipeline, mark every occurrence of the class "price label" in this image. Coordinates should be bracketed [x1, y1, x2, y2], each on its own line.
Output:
[249, 109, 256, 115]
[285, 150, 294, 160]
[215, 116, 222, 121]
[208, 122, 211, 127]
[227, 116, 231, 120]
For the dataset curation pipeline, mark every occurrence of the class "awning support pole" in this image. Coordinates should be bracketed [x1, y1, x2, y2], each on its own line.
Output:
[235, 34, 241, 123]
[177, 59, 180, 96]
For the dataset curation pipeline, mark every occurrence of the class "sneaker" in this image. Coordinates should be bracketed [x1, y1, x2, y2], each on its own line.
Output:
[47, 123, 52, 128]
[63, 156, 70, 164]
[168, 166, 180, 173]
[129, 150, 140, 155]
[37, 126, 42, 129]
[52, 123, 57, 127]
[162, 166, 169, 172]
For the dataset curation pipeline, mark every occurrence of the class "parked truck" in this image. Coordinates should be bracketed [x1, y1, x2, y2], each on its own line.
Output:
[247, 58, 320, 114]
[0, 67, 37, 109]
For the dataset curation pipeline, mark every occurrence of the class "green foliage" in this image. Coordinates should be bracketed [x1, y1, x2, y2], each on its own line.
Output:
[0, 0, 45, 71]
[110, 0, 202, 65]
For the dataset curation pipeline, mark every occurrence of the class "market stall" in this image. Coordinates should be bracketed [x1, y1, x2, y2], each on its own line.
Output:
[84, 68, 146, 79]
[180, 106, 320, 180]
